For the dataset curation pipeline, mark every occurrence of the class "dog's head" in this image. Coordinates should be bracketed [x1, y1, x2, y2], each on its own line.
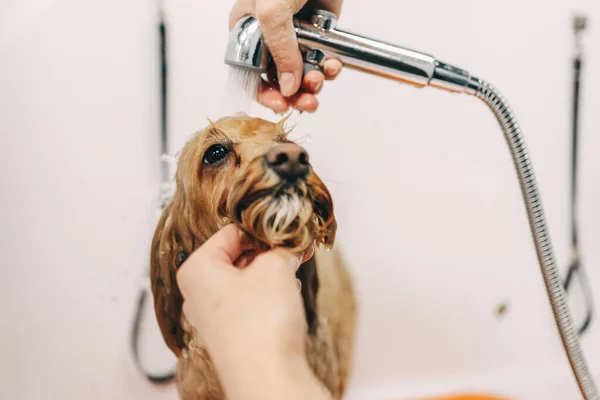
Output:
[150, 114, 337, 356]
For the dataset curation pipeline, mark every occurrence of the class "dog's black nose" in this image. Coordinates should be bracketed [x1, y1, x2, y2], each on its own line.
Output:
[266, 143, 309, 180]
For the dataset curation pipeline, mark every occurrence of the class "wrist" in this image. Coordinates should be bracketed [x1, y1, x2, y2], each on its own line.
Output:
[205, 326, 305, 373]
[210, 340, 302, 387]
[211, 344, 330, 400]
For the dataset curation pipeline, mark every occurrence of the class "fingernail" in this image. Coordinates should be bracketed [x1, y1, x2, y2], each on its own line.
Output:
[300, 250, 307, 262]
[279, 72, 296, 97]
[271, 99, 285, 110]
[326, 60, 342, 77]
[312, 79, 323, 92]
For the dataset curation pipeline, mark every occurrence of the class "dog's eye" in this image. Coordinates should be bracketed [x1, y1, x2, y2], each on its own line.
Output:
[203, 144, 229, 165]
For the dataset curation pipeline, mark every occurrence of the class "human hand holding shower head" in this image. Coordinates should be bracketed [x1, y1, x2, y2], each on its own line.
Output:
[225, 9, 478, 94]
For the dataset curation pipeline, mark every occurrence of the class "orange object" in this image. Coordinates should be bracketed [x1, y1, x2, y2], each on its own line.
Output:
[426, 395, 510, 400]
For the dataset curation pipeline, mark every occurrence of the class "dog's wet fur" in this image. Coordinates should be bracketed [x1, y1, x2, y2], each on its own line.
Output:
[150, 114, 357, 399]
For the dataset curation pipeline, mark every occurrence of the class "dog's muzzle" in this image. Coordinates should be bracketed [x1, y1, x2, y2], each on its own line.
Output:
[226, 141, 335, 253]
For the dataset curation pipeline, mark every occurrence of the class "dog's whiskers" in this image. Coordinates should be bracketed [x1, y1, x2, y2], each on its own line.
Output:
[290, 134, 312, 145]
[318, 176, 347, 186]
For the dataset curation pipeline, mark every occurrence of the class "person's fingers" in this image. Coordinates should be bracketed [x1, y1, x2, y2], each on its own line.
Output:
[252, 247, 303, 275]
[176, 225, 246, 296]
[236, 244, 312, 269]
[257, 86, 318, 113]
[289, 91, 319, 112]
[301, 244, 315, 263]
[229, 0, 256, 30]
[200, 224, 249, 264]
[323, 58, 342, 80]
[258, 77, 319, 113]
[234, 249, 257, 269]
[255, 0, 307, 97]
[301, 70, 324, 94]
[305, 0, 343, 16]
[257, 82, 290, 113]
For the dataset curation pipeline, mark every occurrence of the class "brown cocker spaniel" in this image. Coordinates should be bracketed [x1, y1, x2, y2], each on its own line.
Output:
[150, 114, 357, 399]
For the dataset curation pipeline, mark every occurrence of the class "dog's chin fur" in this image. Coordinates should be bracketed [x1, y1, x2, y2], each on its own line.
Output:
[226, 155, 337, 254]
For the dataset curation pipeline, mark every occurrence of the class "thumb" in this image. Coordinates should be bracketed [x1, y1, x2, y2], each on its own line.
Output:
[251, 248, 303, 275]
[255, 0, 306, 97]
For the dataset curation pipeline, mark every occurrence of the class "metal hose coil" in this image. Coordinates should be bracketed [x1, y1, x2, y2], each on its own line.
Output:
[471, 78, 598, 400]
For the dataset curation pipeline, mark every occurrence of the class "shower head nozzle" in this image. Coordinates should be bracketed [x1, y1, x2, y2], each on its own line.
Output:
[225, 15, 270, 73]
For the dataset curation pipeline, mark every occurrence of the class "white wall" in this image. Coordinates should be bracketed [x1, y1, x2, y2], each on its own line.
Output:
[1, 0, 600, 399]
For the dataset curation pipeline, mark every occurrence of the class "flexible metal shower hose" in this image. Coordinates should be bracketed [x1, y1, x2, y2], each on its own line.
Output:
[471, 79, 598, 400]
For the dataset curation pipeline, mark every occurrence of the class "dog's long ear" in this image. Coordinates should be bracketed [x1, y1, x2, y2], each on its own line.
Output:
[297, 256, 320, 335]
[306, 171, 337, 249]
[149, 199, 192, 357]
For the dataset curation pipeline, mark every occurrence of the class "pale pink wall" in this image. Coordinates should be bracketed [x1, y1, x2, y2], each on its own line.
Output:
[1, 0, 599, 399]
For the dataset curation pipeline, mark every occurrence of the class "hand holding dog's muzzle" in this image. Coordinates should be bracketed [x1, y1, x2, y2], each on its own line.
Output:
[177, 224, 313, 362]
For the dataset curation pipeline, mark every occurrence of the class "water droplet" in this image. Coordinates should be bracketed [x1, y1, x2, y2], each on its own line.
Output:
[220, 66, 261, 115]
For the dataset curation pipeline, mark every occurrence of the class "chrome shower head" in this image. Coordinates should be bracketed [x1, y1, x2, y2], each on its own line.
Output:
[225, 15, 270, 73]
[224, 9, 479, 94]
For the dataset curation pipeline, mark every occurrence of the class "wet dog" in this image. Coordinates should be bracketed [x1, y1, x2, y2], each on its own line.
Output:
[150, 114, 357, 399]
